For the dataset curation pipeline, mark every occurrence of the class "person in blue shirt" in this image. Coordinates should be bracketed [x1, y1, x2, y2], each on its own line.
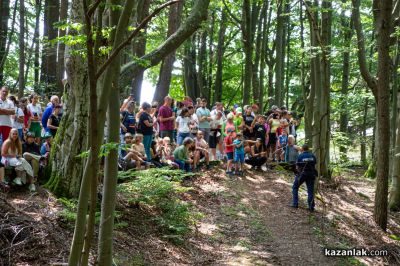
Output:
[291, 144, 318, 211]
[42, 95, 59, 133]
[233, 132, 245, 175]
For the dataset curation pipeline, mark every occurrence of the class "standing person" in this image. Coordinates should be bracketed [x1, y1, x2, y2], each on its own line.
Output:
[173, 137, 194, 172]
[158, 96, 175, 141]
[267, 112, 280, 161]
[9, 96, 25, 140]
[20, 97, 31, 134]
[222, 113, 237, 137]
[27, 93, 42, 143]
[242, 106, 255, 140]
[175, 107, 191, 146]
[120, 101, 136, 143]
[285, 135, 301, 172]
[0, 86, 15, 142]
[196, 98, 211, 143]
[254, 115, 269, 149]
[291, 144, 318, 212]
[41, 95, 59, 133]
[211, 102, 226, 122]
[138, 102, 154, 161]
[47, 105, 62, 137]
[224, 128, 235, 175]
[209, 110, 223, 160]
[233, 132, 245, 175]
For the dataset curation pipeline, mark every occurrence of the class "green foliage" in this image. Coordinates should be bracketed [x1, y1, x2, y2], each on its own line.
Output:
[117, 169, 201, 242]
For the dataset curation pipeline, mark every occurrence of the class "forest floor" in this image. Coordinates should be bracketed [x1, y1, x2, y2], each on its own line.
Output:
[1, 165, 400, 265]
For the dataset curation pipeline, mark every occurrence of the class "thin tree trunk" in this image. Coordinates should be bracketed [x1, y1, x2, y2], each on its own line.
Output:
[41, 0, 60, 94]
[0, 1, 16, 84]
[18, 0, 25, 98]
[242, 0, 252, 105]
[34, 0, 41, 90]
[197, 28, 207, 100]
[213, 9, 227, 103]
[274, 0, 285, 107]
[339, 2, 353, 160]
[57, 0, 68, 94]
[206, 10, 215, 100]
[0, 0, 10, 85]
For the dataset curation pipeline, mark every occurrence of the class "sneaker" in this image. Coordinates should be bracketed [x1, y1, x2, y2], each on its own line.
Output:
[289, 204, 298, 209]
[29, 184, 36, 192]
[13, 177, 22, 186]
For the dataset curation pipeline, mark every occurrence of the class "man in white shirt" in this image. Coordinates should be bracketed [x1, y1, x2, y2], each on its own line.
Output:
[0, 86, 15, 142]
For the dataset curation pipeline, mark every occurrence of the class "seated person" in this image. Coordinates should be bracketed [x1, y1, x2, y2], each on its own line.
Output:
[23, 132, 42, 180]
[158, 137, 174, 162]
[193, 131, 210, 170]
[118, 133, 136, 170]
[40, 132, 53, 159]
[123, 133, 149, 169]
[173, 137, 194, 172]
[150, 140, 167, 168]
[2, 128, 35, 191]
[245, 138, 267, 170]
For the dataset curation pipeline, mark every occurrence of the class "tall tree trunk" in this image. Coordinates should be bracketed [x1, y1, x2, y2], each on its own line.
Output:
[197, 28, 208, 100]
[183, 36, 198, 100]
[0, 0, 10, 85]
[57, 0, 68, 95]
[374, 0, 393, 230]
[41, 0, 60, 95]
[34, 0, 41, 90]
[339, 3, 353, 161]
[18, 0, 25, 98]
[130, 0, 151, 102]
[154, 1, 183, 103]
[361, 90, 369, 165]
[241, 0, 252, 105]
[258, 0, 270, 112]
[213, 9, 226, 103]
[274, 0, 286, 107]
[206, 10, 215, 100]
[252, 2, 265, 103]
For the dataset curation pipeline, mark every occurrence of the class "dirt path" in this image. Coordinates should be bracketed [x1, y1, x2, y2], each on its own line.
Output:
[187, 167, 337, 265]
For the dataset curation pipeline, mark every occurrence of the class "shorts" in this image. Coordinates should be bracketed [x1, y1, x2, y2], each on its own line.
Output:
[268, 133, 277, 146]
[29, 122, 42, 138]
[234, 153, 245, 163]
[209, 130, 220, 149]
[226, 152, 234, 160]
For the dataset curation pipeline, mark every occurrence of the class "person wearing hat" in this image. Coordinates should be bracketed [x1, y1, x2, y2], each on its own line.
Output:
[291, 144, 318, 211]
[23, 132, 42, 179]
[233, 107, 243, 131]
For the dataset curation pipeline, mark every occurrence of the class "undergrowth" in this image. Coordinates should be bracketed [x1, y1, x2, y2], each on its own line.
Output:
[117, 168, 202, 243]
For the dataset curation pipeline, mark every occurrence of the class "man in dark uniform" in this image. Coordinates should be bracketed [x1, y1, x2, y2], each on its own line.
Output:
[291, 144, 318, 211]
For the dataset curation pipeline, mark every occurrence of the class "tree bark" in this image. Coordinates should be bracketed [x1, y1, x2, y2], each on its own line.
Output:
[18, 0, 25, 98]
[274, 0, 286, 107]
[57, 0, 68, 95]
[0, 0, 10, 85]
[241, 0, 252, 105]
[41, 0, 60, 95]
[154, 1, 183, 103]
[339, 2, 353, 160]
[213, 9, 227, 103]
[34, 0, 41, 91]
[389, 82, 400, 211]
[373, 0, 393, 230]
[183, 36, 198, 99]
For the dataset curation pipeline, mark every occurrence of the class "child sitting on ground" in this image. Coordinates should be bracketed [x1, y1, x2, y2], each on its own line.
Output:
[233, 132, 245, 175]
[193, 131, 210, 170]
[124, 134, 149, 169]
[173, 137, 194, 172]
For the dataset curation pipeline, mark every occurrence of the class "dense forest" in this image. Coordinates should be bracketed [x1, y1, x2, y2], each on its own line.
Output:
[1, 0, 400, 265]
